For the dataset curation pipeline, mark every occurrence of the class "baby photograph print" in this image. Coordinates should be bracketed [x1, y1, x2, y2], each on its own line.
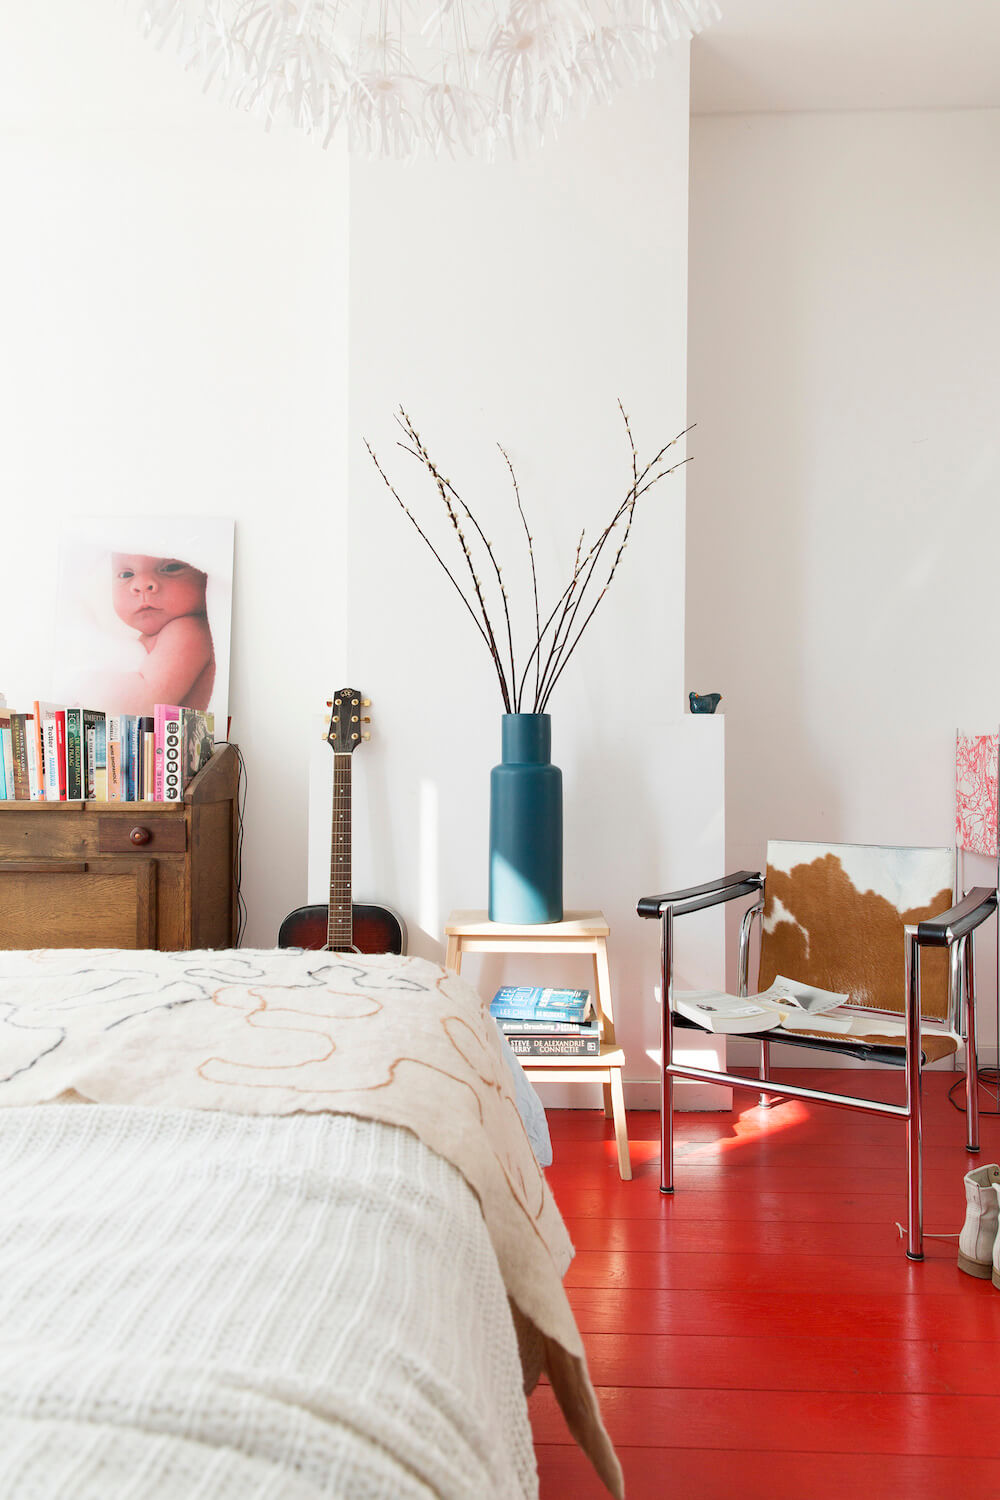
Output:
[52, 517, 234, 730]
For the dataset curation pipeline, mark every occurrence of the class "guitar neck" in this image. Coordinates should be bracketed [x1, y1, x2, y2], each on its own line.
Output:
[328, 752, 353, 950]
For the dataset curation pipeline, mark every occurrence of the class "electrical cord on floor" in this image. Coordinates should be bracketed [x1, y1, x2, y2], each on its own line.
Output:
[895, 1223, 958, 1241]
[948, 1070, 1000, 1116]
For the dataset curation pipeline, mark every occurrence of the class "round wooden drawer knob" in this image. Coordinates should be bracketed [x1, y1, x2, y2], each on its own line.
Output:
[129, 826, 152, 846]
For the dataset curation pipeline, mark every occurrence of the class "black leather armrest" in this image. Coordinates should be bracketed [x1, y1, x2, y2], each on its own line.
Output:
[637, 870, 764, 920]
[916, 886, 997, 947]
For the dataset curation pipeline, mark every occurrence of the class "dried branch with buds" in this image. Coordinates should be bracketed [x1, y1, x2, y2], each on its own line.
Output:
[367, 404, 691, 713]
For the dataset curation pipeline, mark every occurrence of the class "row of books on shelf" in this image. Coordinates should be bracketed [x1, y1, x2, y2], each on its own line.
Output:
[0, 702, 214, 804]
[489, 986, 601, 1056]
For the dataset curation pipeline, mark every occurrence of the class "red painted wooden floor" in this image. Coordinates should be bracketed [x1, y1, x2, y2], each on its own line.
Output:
[531, 1070, 1000, 1500]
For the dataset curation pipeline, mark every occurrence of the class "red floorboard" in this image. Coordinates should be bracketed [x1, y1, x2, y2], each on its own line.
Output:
[534, 1071, 1000, 1500]
[564, 1249, 973, 1293]
[532, 1445, 1000, 1500]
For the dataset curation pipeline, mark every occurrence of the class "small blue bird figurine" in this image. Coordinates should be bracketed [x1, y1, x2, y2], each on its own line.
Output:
[689, 691, 721, 714]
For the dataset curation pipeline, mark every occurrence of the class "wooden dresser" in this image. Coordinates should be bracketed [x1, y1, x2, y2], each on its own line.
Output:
[0, 743, 239, 951]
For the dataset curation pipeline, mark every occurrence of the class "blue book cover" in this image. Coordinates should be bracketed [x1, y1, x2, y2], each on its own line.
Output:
[490, 986, 591, 1021]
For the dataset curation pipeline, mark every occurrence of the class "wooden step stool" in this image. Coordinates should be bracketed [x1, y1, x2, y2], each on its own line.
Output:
[444, 909, 631, 1180]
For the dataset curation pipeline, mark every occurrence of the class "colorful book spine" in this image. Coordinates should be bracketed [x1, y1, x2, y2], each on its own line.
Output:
[140, 717, 155, 801]
[25, 715, 43, 801]
[0, 715, 12, 800]
[119, 716, 132, 801]
[82, 711, 107, 800]
[490, 1003, 592, 1021]
[106, 716, 123, 802]
[496, 1016, 600, 1036]
[154, 705, 183, 801]
[83, 729, 94, 799]
[55, 711, 68, 800]
[128, 716, 141, 800]
[506, 1033, 601, 1057]
[29, 702, 43, 796]
[65, 708, 83, 800]
[181, 709, 214, 789]
[490, 987, 592, 1022]
[0, 713, 9, 800]
[42, 714, 60, 801]
[10, 714, 30, 801]
[2, 723, 13, 800]
[491, 986, 591, 1009]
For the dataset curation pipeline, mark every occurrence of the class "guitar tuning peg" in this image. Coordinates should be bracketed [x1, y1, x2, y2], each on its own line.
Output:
[362, 716, 371, 724]
[362, 732, 371, 741]
[362, 698, 371, 707]
[325, 700, 333, 707]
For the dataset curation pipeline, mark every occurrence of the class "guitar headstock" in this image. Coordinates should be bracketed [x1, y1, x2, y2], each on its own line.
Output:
[325, 690, 371, 753]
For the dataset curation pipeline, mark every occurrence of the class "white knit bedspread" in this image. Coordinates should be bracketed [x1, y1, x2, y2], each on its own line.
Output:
[0, 1104, 538, 1500]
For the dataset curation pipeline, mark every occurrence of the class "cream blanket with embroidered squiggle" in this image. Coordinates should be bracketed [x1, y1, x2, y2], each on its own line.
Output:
[0, 947, 622, 1499]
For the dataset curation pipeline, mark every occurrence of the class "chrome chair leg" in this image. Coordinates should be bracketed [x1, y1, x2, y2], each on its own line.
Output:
[660, 1071, 675, 1194]
[759, 1037, 773, 1109]
[905, 928, 924, 1261]
[964, 933, 980, 1153]
[660, 907, 675, 1194]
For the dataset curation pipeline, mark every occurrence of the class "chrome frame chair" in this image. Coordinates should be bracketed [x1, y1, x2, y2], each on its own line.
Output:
[638, 870, 997, 1260]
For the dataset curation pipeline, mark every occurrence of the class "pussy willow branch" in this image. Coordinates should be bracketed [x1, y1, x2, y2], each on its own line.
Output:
[540, 451, 693, 709]
[511, 434, 691, 710]
[537, 483, 633, 706]
[515, 524, 587, 711]
[535, 402, 642, 708]
[395, 409, 516, 712]
[364, 440, 514, 710]
[539, 487, 641, 711]
[393, 409, 514, 711]
[535, 531, 593, 711]
[497, 443, 540, 713]
[521, 413, 692, 707]
[520, 496, 640, 707]
[370, 406, 692, 715]
[539, 528, 585, 703]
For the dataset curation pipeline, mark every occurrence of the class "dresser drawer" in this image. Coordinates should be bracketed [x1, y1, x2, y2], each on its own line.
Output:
[97, 818, 187, 855]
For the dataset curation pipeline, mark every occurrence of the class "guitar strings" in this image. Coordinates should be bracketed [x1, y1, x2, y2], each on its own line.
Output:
[330, 750, 353, 951]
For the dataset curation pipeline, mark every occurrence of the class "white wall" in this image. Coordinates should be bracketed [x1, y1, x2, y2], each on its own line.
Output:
[328, 56, 728, 1106]
[687, 108, 1000, 1066]
[0, 4, 349, 946]
[2, 8, 726, 1100]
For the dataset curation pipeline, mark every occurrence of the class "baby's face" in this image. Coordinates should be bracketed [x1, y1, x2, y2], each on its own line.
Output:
[112, 554, 207, 634]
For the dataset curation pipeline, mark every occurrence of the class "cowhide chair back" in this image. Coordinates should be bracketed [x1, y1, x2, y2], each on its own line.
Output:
[757, 841, 954, 1021]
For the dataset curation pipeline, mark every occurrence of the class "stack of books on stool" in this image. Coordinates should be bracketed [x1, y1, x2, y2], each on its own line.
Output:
[489, 986, 599, 1058]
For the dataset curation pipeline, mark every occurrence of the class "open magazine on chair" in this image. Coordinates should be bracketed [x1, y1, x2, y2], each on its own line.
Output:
[674, 975, 850, 1035]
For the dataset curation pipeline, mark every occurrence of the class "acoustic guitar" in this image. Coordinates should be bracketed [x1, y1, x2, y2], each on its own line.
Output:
[277, 690, 406, 954]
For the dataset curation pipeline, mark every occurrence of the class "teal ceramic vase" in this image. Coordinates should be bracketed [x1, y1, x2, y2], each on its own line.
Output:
[489, 714, 563, 925]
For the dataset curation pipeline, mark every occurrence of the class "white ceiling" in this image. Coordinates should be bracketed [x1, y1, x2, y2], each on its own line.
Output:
[692, 0, 1000, 114]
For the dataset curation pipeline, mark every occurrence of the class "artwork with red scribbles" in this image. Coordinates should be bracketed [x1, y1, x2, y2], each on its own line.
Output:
[956, 732, 999, 858]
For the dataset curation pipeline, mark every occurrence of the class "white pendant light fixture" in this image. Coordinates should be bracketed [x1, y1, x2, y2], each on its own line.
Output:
[135, 0, 720, 159]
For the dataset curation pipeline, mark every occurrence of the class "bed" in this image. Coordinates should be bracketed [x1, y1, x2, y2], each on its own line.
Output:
[0, 948, 623, 1499]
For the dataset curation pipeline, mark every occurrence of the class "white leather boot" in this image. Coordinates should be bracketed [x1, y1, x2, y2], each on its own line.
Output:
[957, 1163, 1000, 1279]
